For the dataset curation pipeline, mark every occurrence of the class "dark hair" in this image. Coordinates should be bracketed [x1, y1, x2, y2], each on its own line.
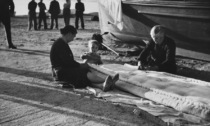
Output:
[60, 25, 77, 35]
[91, 33, 103, 44]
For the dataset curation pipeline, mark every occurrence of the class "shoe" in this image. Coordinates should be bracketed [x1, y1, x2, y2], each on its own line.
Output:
[8, 45, 17, 49]
[112, 73, 119, 84]
[103, 75, 113, 92]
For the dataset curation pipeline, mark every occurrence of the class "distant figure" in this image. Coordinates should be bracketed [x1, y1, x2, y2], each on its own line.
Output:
[49, 0, 60, 29]
[0, 0, 16, 49]
[137, 25, 177, 74]
[38, 0, 47, 30]
[80, 40, 103, 65]
[75, 0, 85, 29]
[28, 0, 37, 30]
[63, 0, 71, 26]
[50, 25, 119, 91]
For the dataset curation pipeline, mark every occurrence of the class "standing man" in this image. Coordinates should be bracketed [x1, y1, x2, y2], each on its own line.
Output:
[38, 0, 48, 30]
[75, 0, 85, 29]
[49, 0, 60, 29]
[0, 0, 16, 49]
[28, 0, 37, 31]
[137, 25, 177, 74]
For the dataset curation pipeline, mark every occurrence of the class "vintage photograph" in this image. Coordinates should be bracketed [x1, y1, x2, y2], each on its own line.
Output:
[1, 0, 210, 125]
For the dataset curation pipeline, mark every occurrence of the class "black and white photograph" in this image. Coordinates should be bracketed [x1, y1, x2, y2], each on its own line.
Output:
[0, 0, 210, 125]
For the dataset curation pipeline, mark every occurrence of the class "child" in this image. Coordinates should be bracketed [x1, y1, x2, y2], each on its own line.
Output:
[91, 33, 107, 50]
[80, 40, 103, 65]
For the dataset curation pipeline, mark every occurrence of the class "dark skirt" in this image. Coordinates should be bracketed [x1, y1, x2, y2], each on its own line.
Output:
[53, 67, 91, 88]
[63, 8, 70, 17]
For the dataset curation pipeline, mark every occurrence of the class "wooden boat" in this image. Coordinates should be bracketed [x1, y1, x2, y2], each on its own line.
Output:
[98, 0, 210, 61]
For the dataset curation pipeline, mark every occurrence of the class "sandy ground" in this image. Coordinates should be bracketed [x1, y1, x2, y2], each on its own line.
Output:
[0, 16, 210, 125]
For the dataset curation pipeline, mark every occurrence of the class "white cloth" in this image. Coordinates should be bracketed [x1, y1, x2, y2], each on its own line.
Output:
[89, 63, 210, 122]
[99, 0, 123, 30]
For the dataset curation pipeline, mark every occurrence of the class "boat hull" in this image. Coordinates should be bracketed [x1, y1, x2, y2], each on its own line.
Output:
[98, 0, 210, 61]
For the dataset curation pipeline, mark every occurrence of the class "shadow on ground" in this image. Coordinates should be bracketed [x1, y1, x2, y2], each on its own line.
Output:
[0, 66, 52, 81]
[177, 67, 210, 82]
[0, 79, 144, 126]
[0, 48, 49, 57]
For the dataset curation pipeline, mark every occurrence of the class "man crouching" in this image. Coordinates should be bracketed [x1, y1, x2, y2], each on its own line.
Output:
[137, 25, 177, 74]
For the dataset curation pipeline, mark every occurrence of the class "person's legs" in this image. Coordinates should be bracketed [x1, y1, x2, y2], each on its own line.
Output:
[64, 16, 67, 26]
[55, 16, 58, 29]
[80, 14, 84, 29]
[63, 9, 70, 26]
[67, 17, 70, 25]
[43, 17, 48, 29]
[50, 16, 54, 29]
[42, 13, 48, 29]
[2, 15, 16, 48]
[3, 20, 12, 46]
[65, 16, 70, 26]
[38, 17, 42, 29]
[87, 71, 119, 92]
[87, 72, 105, 83]
[78, 15, 81, 28]
[90, 75, 113, 91]
[33, 15, 37, 30]
[28, 15, 32, 30]
[64, 16, 69, 26]
[75, 14, 79, 29]
[54, 67, 119, 92]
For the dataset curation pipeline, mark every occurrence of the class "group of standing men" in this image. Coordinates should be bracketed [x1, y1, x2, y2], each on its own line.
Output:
[28, 0, 48, 30]
[28, 0, 85, 31]
[28, 0, 60, 30]
[0, 0, 85, 49]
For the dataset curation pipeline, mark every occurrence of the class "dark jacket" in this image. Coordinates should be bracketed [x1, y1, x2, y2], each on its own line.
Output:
[49, 0, 60, 15]
[0, 0, 14, 16]
[137, 36, 177, 73]
[50, 38, 82, 82]
[38, 2, 46, 13]
[50, 38, 80, 69]
[28, 0, 37, 13]
[75, 2, 85, 14]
